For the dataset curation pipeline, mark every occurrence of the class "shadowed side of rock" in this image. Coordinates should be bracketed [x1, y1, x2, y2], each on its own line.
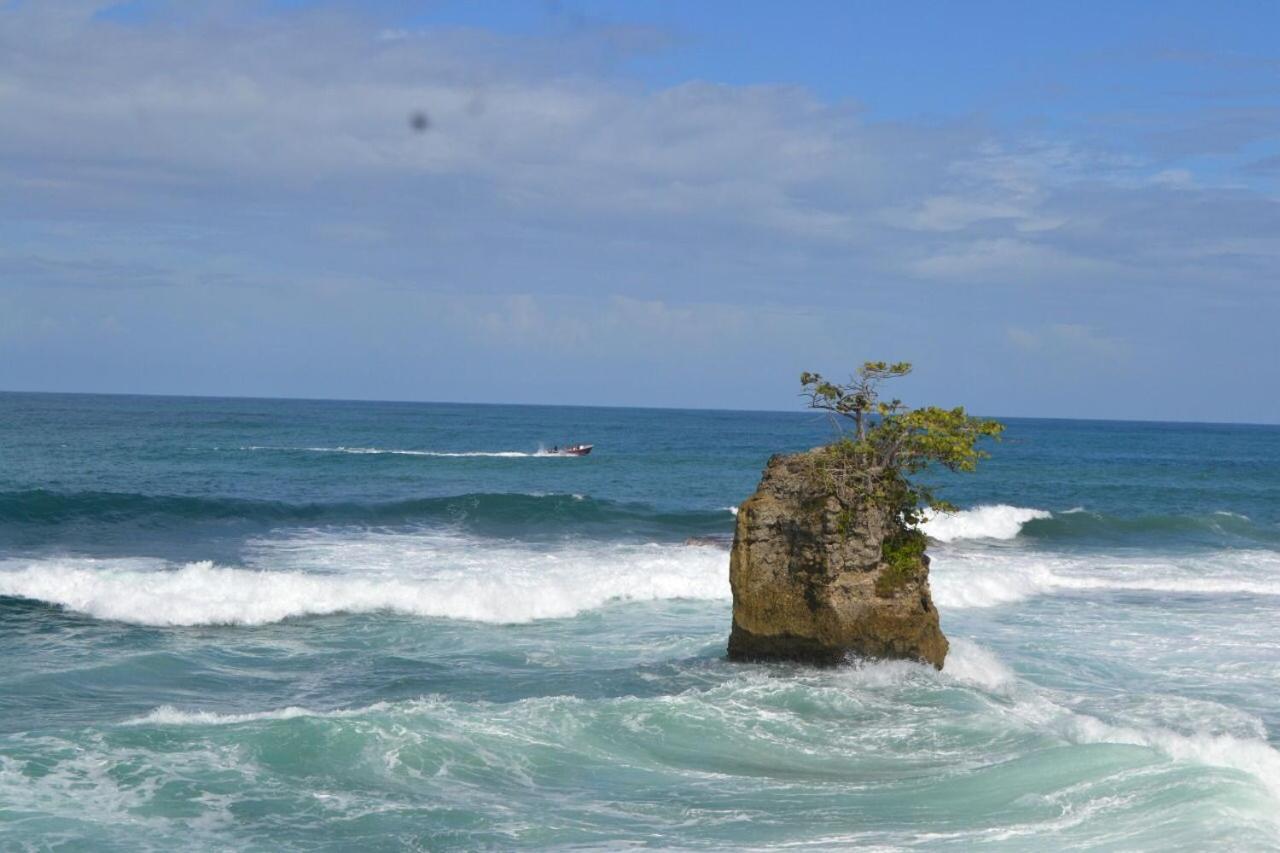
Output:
[727, 450, 948, 668]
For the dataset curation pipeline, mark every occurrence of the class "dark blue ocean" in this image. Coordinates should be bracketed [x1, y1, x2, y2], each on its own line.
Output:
[3, 392, 1280, 850]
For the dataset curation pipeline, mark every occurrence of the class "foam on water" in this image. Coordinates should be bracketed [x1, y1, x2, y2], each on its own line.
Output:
[9, 524, 1280, 626]
[119, 641, 1280, 808]
[941, 638, 1018, 692]
[846, 642, 1280, 805]
[6, 396, 1280, 849]
[0, 534, 728, 626]
[4, 637, 1277, 848]
[1062, 713, 1280, 800]
[126, 704, 393, 726]
[930, 546, 1280, 609]
[991, 687, 1280, 804]
[920, 504, 1052, 542]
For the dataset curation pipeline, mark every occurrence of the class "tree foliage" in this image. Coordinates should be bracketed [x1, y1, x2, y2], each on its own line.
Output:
[800, 362, 1003, 526]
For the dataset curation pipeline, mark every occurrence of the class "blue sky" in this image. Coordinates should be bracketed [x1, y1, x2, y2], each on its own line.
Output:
[2, 1, 1278, 421]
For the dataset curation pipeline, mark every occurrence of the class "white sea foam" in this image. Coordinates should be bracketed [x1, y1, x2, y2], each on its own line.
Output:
[127, 703, 393, 726]
[0, 534, 729, 626]
[997, 687, 1280, 802]
[919, 504, 1051, 542]
[940, 643, 1280, 801]
[1065, 713, 1280, 800]
[942, 639, 1018, 692]
[127, 643, 1280, 803]
[9, 524, 1279, 625]
[929, 553, 1064, 608]
[930, 547, 1280, 609]
[1214, 510, 1251, 521]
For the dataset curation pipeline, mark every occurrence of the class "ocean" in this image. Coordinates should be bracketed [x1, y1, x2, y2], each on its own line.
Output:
[2, 391, 1279, 850]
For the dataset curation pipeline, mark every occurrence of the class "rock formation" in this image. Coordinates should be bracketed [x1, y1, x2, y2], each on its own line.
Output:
[727, 449, 948, 668]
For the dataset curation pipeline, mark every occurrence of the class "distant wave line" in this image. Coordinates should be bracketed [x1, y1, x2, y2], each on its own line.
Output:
[0, 490, 737, 538]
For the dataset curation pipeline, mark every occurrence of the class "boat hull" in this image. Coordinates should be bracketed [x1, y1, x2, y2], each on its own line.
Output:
[549, 444, 593, 456]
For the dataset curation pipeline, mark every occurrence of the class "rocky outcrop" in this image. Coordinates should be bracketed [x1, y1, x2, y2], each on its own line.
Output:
[727, 449, 948, 668]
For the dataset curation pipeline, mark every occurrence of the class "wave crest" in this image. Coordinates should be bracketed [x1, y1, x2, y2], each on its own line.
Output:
[0, 540, 729, 626]
[930, 549, 1280, 609]
[920, 504, 1277, 547]
[125, 703, 391, 726]
[920, 505, 1051, 542]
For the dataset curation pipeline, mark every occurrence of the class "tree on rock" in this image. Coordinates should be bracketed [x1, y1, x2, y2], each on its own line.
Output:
[726, 361, 1002, 669]
[800, 362, 1004, 521]
[801, 361, 912, 440]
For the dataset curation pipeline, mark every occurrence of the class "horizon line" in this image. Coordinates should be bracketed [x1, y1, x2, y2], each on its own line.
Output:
[2, 387, 1277, 430]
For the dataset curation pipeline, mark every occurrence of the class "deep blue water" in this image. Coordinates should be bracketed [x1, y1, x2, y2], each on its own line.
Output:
[2, 392, 1280, 850]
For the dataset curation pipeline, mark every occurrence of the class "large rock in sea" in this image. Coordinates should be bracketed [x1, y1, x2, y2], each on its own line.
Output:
[727, 449, 948, 668]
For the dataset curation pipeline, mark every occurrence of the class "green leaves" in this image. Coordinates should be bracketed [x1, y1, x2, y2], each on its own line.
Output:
[800, 363, 1004, 520]
[891, 406, 1004, 473]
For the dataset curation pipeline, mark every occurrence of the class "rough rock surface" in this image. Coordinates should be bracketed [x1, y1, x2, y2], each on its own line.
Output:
[727, 449, 948, 668]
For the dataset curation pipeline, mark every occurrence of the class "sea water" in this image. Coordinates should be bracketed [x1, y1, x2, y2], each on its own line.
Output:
[1, 392, 1278, 850]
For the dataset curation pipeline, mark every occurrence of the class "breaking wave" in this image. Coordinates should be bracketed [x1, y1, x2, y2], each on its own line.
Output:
[0, 536, 729, 626]
[930, 548, 1280, 609]
[920, 503, 1278, 547]
[920, 505, 1052, 542]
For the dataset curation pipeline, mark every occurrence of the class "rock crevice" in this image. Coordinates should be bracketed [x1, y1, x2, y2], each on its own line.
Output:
[727, 449, 948, 668]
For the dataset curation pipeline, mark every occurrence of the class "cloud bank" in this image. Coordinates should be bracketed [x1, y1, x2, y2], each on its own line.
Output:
[1, 2, 1277, 420]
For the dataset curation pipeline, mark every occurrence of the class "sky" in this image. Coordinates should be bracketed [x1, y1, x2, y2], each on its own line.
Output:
[1, 0, 1278, 422]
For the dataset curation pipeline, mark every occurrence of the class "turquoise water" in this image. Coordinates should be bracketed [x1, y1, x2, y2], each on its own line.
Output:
[2, 392, 1280, 850]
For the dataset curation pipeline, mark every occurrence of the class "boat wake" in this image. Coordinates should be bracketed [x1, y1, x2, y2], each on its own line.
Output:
[241, 446, 537, 458]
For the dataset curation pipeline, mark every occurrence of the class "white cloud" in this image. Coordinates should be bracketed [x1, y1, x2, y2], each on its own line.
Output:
[1, 3, 1277, 417]
[2, 3, 1276, 303]
[1006, 323, 1129, 362]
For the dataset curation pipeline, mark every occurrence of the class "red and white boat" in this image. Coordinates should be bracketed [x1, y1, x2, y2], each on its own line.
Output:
[547, 444, 593, 456]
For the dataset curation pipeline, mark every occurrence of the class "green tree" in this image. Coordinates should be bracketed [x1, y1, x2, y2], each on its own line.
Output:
[800, 361, 911, 440]
[800, 362, 1004, 523]
[801, 363, 1002, 595]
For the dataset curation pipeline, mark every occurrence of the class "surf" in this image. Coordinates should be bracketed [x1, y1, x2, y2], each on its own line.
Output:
[919, 504, 1051, 542]
[930, 546, 1280, 608]
[0, 535, 729, 626]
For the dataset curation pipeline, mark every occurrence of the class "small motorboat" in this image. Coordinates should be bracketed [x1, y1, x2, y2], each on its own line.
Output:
[546, 443, 593, 456]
